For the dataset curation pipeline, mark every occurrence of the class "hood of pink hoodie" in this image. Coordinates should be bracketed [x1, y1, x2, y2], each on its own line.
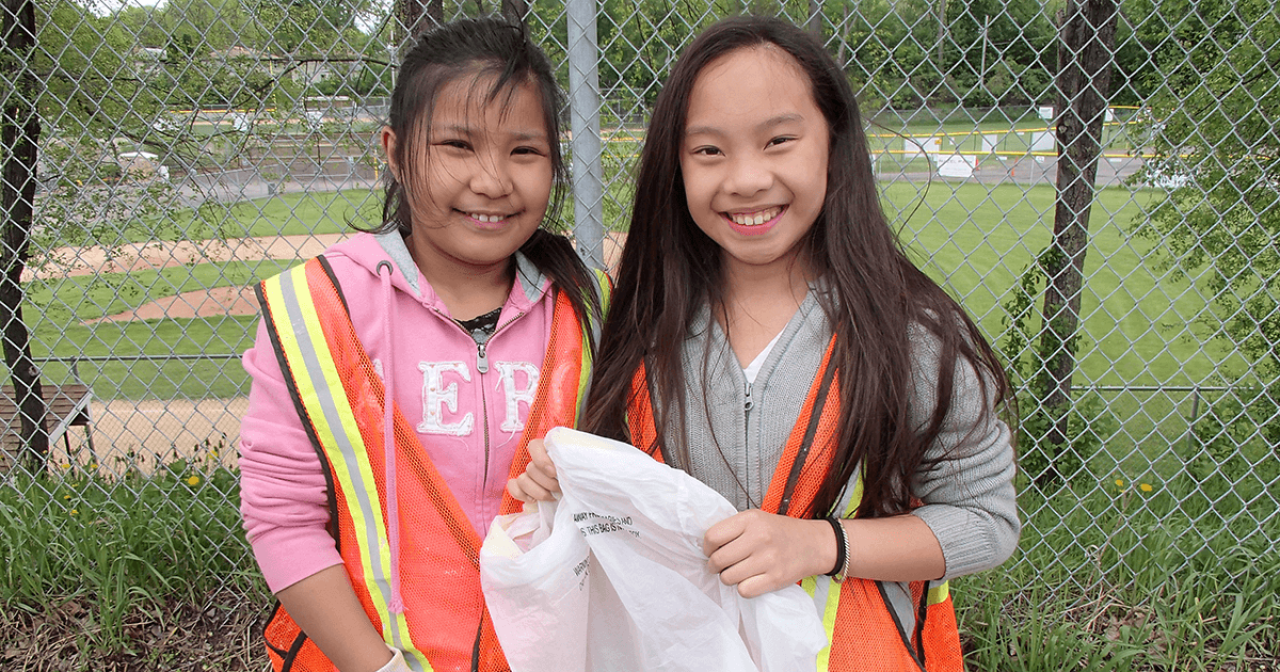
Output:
[325, 232, 556, 613]
[336, 231, 550, 314]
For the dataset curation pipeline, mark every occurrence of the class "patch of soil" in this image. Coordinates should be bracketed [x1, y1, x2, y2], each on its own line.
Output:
[49, 399, 248, 475]
[83, 286, 260, 324]
[0, 592, 270, 672]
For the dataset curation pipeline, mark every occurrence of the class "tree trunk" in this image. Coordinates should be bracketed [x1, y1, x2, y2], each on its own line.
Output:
[501, 0, 529, 24]
[395, 0, 444, 47]
[837, 4, 849, 68]
[806, 0, 822, 39]
[1, 0, 47, 473]
[1036, 0, 1118, 487]
[935, 0, 946, 66]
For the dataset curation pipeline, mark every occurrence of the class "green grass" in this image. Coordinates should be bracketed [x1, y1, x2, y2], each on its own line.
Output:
[1, 464, 1273, 669]
[46, 318, 259, 399]
[120, 188, 383, 245]
[28, 259, 294, 322]
[0, 462, 265, 652]
[957, 479, 1279, 671]
[881, 182, 1234, 387]
[18, 260, 292, 398]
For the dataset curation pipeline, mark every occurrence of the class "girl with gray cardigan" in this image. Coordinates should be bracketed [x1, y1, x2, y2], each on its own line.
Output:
[512, 16, 1018, 669]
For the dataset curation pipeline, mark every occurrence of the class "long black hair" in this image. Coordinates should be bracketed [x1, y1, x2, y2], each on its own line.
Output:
[364, 16, 601, 332]
[583, 16, 1009, 520]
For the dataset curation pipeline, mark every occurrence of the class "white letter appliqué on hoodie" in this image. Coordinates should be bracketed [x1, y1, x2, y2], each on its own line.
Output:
[414, 361, 540, 436]
[495, 362, 540, 433]
[419, 362, 474, 436]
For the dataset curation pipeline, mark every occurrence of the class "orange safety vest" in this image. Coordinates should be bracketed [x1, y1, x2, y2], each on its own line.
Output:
[255, 257, 608, 672]
[627, 340, 965, 672]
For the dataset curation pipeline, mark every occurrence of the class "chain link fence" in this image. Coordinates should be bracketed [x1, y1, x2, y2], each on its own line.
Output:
[2, 0, 1276, 611]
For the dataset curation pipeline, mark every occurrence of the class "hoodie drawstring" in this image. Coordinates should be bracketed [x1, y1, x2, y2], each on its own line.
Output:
[376, 260, 406, 615]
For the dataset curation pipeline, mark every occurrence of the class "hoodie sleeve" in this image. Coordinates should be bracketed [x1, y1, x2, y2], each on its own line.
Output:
[239, 318, 344, 593]
[906, 326, 1021, 581]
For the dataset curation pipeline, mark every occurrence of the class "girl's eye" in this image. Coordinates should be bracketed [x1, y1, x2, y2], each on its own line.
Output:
[437, 139, 471, 150]
[513, 146, 545, 156]
[767, 136, 795, 148]
[692, 146, 722, 157]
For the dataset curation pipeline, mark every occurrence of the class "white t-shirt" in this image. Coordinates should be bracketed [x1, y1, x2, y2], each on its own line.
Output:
[742, 330, 784, 384]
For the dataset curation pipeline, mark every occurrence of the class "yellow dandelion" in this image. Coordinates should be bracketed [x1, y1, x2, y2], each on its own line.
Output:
[1114, 479, 1124, 488]
[63, 495, 70, 500]
[60, 463, 71, 469]
[1140, 483, 1153, 493]
[69, 509, 78, 516]
[89, 463, 98, 469]
[186, 475, 201, 486]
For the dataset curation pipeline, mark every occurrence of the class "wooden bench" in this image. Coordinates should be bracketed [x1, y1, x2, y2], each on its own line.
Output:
[0, 383, 96, 470]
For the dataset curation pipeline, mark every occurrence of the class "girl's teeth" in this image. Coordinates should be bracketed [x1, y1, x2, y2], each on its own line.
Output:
[731, 207, 779, 226]
[472, 213, 504, 223]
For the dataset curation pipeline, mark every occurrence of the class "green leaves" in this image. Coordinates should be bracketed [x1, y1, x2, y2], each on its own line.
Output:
[1133, 0, 1280, 373]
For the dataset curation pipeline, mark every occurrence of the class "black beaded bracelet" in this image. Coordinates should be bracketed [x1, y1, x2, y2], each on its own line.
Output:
[824, 516, 849, 581]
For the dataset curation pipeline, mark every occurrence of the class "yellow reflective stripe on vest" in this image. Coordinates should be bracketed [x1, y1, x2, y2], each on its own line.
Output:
[573, 269, 611, 422]
[927, 581, 949, 605]
[803, 475, 864, 671]
[263, 264, 425, 667]
[593, 268, 613, 311]
[801, 472, 951, 671]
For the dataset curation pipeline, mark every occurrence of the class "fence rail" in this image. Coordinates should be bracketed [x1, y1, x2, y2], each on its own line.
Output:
[1, 0, 1277, 615]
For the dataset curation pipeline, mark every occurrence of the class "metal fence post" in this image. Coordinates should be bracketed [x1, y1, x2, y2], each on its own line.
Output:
[566, 0, 605, 269]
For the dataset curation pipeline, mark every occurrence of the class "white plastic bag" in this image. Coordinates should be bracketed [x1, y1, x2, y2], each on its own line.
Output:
[479, 499, 593, 672]
[480, 427, 827, 672]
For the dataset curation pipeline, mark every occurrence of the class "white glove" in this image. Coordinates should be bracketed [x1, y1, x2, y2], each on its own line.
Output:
[371, 647, 413, 672]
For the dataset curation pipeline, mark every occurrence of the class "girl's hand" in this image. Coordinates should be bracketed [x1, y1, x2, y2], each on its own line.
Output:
[506, 438, 560, 502]
[704, 509, 837, 598]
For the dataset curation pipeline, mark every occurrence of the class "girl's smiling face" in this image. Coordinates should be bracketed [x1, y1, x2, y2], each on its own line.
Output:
[383, 76, 553, 278]
[680, 46, 829, 279]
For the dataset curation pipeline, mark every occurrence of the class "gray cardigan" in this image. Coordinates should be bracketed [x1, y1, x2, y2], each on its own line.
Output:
[661, 290, 1020, 631]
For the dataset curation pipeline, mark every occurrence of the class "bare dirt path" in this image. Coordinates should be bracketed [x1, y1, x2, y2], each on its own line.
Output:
[27, 232, 354, 281]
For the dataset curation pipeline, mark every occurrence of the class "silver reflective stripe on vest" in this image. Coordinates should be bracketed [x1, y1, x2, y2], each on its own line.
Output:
[277, 268, 413, 658]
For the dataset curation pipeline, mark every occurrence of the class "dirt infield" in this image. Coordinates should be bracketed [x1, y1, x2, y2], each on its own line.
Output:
[50, 398, 249, 474]
[83, 286, 263, 324]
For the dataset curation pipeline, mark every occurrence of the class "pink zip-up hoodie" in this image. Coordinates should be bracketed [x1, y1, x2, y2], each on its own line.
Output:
[239, 231, 559, 593]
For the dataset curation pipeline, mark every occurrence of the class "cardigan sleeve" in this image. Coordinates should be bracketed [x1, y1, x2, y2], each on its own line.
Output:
[906, 326, 1021, 581]
[239, 318, 345, 593]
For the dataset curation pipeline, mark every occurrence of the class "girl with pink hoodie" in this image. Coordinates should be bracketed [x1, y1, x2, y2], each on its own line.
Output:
[239, 17, 606, 672]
